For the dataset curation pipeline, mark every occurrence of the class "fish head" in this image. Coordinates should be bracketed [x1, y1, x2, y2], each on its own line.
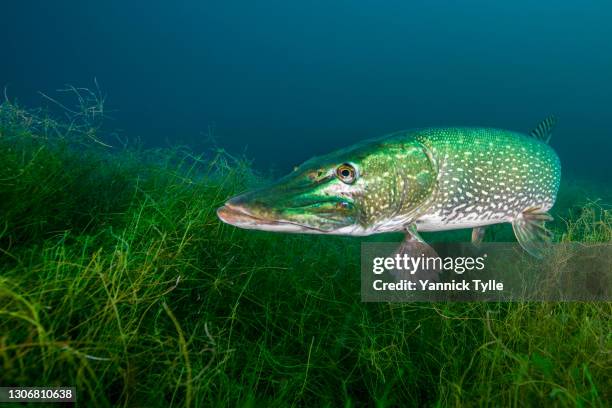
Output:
[217, 136, 437, 234]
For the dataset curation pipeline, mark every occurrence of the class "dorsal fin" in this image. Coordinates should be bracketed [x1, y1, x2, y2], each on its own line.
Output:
[529, 115, 556, 143]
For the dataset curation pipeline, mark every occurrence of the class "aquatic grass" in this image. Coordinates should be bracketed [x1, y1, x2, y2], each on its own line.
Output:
[0, 101, 610, 406]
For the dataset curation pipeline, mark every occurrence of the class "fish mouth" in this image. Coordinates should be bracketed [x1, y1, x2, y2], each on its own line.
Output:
[216, 202, 324, 233]
[217, 203, 270, 226]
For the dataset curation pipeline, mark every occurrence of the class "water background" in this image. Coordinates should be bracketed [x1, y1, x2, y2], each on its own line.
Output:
[2, 1, 611, 181]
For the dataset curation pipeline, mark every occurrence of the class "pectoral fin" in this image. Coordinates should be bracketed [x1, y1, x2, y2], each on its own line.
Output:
[512, 208, 553, 258]
[392, 224, 441, 281]
[403, 223, 427, 244]
[471, 227, 486, 245]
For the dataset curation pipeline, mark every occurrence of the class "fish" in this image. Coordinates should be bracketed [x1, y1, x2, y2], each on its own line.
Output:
[217, 116, 561, 258]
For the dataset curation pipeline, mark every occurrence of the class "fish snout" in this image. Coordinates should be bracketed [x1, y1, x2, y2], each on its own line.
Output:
[217, 189, 276, 226]
[217, 200, 256, 225]
[226, 192, 249, 207]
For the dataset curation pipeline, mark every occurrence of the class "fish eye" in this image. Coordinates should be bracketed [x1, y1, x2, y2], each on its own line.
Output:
[336, 163, 357, 184]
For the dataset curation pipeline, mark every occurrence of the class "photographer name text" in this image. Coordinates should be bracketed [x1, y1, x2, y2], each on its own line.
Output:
[373, 279, 503, 292]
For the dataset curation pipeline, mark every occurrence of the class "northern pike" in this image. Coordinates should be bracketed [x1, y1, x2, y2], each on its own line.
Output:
[217, 117, 561, 257]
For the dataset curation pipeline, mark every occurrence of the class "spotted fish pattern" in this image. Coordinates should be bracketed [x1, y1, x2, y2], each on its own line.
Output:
[413, 127, 560, 232]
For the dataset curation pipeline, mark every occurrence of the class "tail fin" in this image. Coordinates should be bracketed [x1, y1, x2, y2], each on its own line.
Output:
[529, 115, 556, 143]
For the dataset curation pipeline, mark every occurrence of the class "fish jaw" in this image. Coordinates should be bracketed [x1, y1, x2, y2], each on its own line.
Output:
[217, 202, 323, 233]
[217, 201, 372, 235]
[216, 176, 360, 234]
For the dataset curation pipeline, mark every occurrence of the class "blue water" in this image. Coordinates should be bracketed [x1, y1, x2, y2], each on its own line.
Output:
[2, 1, 611, 181]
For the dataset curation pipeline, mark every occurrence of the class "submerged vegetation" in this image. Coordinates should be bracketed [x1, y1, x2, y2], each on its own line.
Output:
[0, 97, 610, 407]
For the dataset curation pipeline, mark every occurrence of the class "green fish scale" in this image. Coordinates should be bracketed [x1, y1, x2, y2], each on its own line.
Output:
[410, 127, 561, 228]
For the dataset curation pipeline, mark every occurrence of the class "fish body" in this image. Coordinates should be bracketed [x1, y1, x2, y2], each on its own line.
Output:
[217, 117, 560, 256]
[410, 127, 560, 232]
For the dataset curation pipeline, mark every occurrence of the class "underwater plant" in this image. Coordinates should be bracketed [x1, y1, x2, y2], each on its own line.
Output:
[0, 99, 610, 406]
